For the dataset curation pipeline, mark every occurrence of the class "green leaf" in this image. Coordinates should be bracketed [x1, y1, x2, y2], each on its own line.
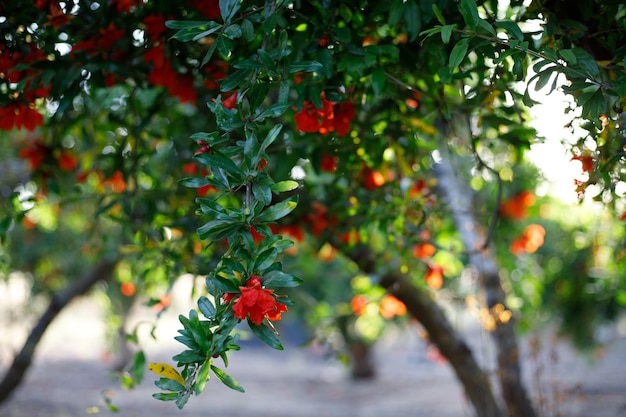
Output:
[257, 49, 277, 72]
[197, 218, 240, 241]
[404, 0, 421, 42]
[270, 180, 299, 193]
[193, 25, 223, 41]
[172, 350, 206, 365]
[152, 393, 179, 402]
[263, 270, 302, 288]
[198, 296, 216, 319]
[165, 20, 213, 29]
[441, 24, 455, 44]
[132, 351, 146, 384]
[459, 0, 479, 28]
[254, 248, 279, 272]
[201, 41, 219, 67]
[241, 19, 254, 41]
[254, 103, 290, 121]
[246, 82, 270, 111]
[220, 68, 253, 92]
[432, 4, 446, 25]
[289, 60, 323, 73]
[219, 0, 241, 24]
[449, 38, 470, 71]
[252, 182, 272, 206]
[571, 48, 599, 76]
[389, 0, 405, 26]
[194, 359, 212, 395]
[179, 177, 210, 189]
[194, 152, 243, 178]
[213, 274, 241, 293]
[155, 377, 184, 392]
[494, 20, 523, 42]
[210, 365, 245, 392]
[248, 321, 284, 350]
[476, 18, 496, 36]
[175, 390, 191, 410]
[257, 195, 298, 222]
[259, 124, 283, 154]
[371, 67, 386, 96]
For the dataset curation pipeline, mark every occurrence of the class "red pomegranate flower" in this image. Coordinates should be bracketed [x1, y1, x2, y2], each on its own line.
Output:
[230, 275, 288, 324]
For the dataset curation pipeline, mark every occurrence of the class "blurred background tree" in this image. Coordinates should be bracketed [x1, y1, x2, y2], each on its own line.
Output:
[1, 1, 625, 416]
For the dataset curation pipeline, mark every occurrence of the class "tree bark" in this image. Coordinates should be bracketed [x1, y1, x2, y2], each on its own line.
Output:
[345, 245, 503, 417]
[0, 259, 118, 404]
[434, 156, 537, 417]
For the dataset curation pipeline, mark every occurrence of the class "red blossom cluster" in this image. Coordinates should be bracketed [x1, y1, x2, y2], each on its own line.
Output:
[499, 190, 535, 220]
[223, 276, 288, 325]
[424, 263, 444, 289]
[510, 224, 546, 256]
[0, 44, 49, 131]
[72, 23, 126, 60]
[189, 0, 221, 20]
[144, 44, 196, 104]
[295, 94, 355, 137]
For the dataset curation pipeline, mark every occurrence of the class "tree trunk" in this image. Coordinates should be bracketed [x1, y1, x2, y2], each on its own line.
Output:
[0, 259, 118, 404]
[346, 245, 503, 417]
[434, 156, 537, 417]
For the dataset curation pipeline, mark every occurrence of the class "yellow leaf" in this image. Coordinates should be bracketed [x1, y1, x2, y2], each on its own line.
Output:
[148, 363, 185, 386]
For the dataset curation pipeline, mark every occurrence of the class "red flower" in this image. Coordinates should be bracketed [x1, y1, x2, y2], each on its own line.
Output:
[333, 101, 355, 136]
[510, 224, 546, 256]
[424, 263, 444, 289]
[103, 170, 127, 193]
[295, 94, 355, 136]
[0, 102, 44, 132]
[294, 102, 320, 133]
[320, 152, 338, 173]
[110, 0, 140, 13]
[189, 0, 221, 20]
[361, 166, 385, 189]
[413, 242, 436, 259]
[231, 276, 285, 325]
[499, 190, 535, 220]
[143, 15, 169, 42]
[350, 295, 368, 316]
[72, 23, 125, 58]
[18, 140, 48, 170]
[58, 150, 78, 171]
[222, 91, 238, 109]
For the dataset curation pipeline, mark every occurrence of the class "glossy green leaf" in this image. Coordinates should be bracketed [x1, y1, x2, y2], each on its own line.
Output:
[194, 359, 212, 395]
[256, 195, 298, 222]
[210, 365, 245, 392]
[248, 321, 284, 350]
[441, 24, 455, 44]
[289, 60, 323, 73]
[152, 392, 179, 402]
[270, 180, 299, 193]
[263, 270, 302, 288]
[389, 0, 405, 26]
[219, 0, 241, 24]
[449, 38, 470, 71]
[198, 296, 216, 319]
[165, 20, 213, 29]
[404, 0, 421, 42]
[459, 0, 479, 28]
[495, 20, 524, 42]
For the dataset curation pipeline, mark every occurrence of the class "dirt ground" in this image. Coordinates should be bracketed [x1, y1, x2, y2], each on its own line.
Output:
[1, 286, 626, 417]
